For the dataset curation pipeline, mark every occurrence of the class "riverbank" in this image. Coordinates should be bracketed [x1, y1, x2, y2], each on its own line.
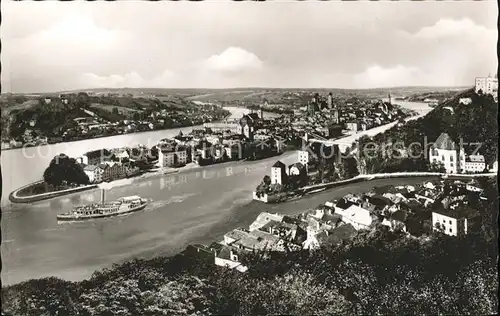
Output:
[253, 172, 497, 204]
[138, 150, 294, 182]
[9, 181, 98, 204]
[8, 150, 294, 205]
[1, 113, 232, 152]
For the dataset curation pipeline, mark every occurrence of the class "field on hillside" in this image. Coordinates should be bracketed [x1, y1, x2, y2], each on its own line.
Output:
[186, 90, 267, 102]
[1, 100, 39, 116]
[90, 103, 144, 114]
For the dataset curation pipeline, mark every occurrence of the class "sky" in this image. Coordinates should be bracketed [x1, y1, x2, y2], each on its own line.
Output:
[1, 1, 498, 93]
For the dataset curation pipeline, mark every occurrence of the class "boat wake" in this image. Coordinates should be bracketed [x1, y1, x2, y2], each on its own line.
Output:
[145, 193, 198, 212]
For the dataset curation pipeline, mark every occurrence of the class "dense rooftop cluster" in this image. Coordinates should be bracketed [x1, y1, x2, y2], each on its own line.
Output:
[190, 177, 489, 273]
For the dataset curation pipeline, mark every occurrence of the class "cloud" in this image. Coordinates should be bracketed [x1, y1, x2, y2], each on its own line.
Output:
[412, 18, 495, 39]
[39, 15, 120, 43]
[2, 3, 497, 92]
[354, 65, 432, 87]
[202, 47, 264, 73]
[80, 69, 176, 89]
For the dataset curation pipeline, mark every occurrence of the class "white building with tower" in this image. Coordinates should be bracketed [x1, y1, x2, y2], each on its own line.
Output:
[270, 160, 287, 185]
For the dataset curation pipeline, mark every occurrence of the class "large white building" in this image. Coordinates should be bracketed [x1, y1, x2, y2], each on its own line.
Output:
[429, 133, 465, 174]
[464, 155, 486, 173]
[432, 210, 468, 237]
[475, 76, 498, 97]
[158, 147, 188, 168]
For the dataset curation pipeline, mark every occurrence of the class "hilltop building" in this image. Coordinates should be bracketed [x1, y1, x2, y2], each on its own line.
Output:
[475, 75, 498, 98]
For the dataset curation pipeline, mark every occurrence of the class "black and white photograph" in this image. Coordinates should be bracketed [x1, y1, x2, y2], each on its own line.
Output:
[1, 0, 498, 315]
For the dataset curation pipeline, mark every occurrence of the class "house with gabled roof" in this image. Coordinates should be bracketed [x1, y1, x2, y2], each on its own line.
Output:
[334, 205, 373, 230]
[302, 223, 357, 250]
[212, 243, 249, 273]
[259, 220, 307, 245]
[83, 164, 104, 183]
[428, 132, 465, 174]
[249, 212, 285, 231]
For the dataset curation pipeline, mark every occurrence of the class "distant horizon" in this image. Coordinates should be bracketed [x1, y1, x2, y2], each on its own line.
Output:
[2, 85, 473, 96]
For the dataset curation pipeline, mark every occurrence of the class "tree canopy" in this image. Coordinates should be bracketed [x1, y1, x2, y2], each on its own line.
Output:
[43, 154, 90, 187]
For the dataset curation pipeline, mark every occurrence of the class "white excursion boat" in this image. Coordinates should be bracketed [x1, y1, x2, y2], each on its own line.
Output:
[57, 190, 148, 221]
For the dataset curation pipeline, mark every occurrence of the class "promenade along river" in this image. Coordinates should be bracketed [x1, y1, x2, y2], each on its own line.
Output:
[1, 102, 432, 286]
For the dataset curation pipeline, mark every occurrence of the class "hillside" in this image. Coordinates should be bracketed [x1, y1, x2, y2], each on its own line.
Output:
[1, 177, 497, 316]
[1, 93, 229, 143]
[357, 89, 498, 173]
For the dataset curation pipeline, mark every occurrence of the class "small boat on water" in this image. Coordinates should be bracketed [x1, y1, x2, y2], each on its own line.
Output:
[57, 189, 148, 221]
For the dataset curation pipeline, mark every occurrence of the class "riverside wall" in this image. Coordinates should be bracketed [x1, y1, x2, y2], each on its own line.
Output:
[252, 172, 497, 203]
[9, 181, 98, 204]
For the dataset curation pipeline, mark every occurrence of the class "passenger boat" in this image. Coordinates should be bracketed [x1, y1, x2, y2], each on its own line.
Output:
[57, 189, 148, 221]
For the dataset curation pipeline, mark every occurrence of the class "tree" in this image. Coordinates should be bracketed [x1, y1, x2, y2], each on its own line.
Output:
[255, 175, 272, 198]
[338, 157, 359, 180]
[43, 154, 90, 187]
[112, 107, 119, 115]
[76, 92, 90, 108]
[263, 175, 271, 186]
[429, 161, 446, 173]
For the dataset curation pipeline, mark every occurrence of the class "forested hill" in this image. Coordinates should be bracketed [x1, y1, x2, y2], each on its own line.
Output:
[358, 89, 498, 173]
[426, 89, 498, 163]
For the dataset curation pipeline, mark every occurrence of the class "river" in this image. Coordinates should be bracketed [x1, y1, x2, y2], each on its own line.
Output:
[0, 107, 277, 206]
[1, 101, 432, 286]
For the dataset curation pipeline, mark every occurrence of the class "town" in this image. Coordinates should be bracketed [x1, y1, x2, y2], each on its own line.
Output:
[1, 87, 418, 151]
[179, 76, 499, 273]
[28, 90, 418, 189]
[187, 176, 492, 273]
